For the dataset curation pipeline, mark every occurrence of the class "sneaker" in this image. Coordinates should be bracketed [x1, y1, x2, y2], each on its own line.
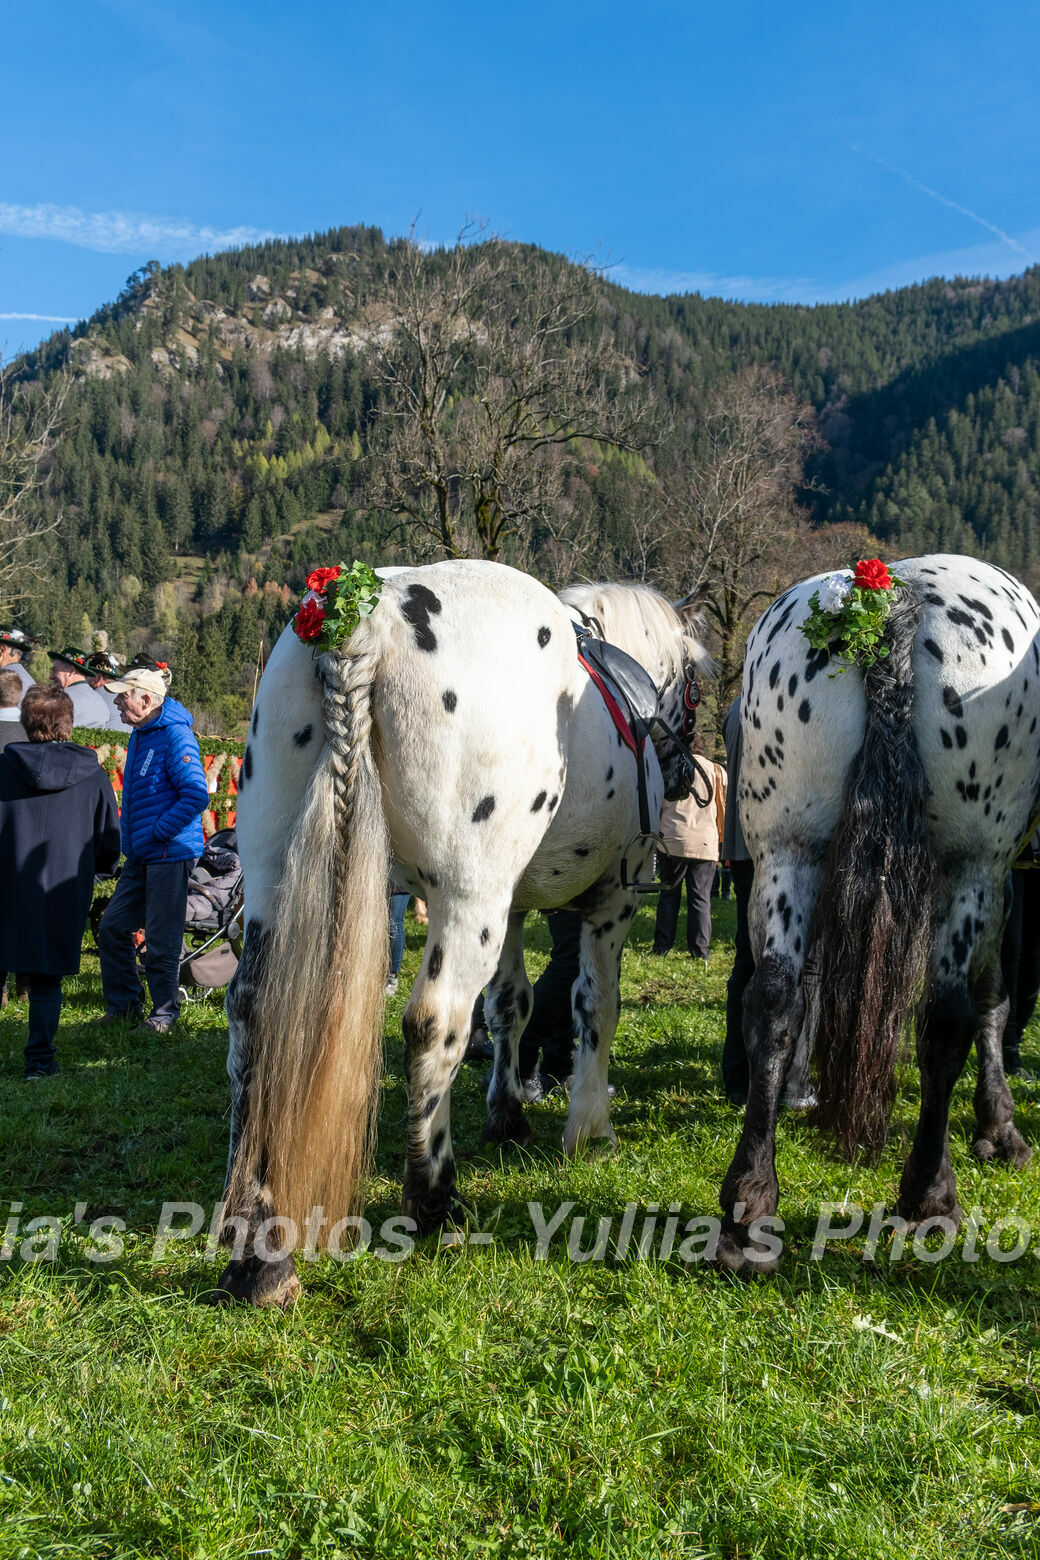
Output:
[135, 1016, 176, 1035]
[384, 975, 399, 997]
[24, 1064, 59, 1080]
[93, 1008, 142, 1026]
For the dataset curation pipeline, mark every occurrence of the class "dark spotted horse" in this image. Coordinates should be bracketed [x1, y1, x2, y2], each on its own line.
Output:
[218, 560, 708, 1305]
[719, 553, 1040, 1274]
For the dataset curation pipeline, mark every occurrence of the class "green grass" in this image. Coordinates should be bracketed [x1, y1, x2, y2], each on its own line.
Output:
[2, 902, 1040, 1558]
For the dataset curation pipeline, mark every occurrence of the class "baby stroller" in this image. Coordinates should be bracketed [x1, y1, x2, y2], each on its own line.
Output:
[178, 828, 245, 1003]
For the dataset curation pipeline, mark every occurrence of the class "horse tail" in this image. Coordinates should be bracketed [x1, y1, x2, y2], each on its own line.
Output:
[810, 584, 935, 1158]
[226, 623, 389, 1241]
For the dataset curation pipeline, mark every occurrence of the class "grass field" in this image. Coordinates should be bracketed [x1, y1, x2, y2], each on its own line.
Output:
[2, 900, 1039, 1559]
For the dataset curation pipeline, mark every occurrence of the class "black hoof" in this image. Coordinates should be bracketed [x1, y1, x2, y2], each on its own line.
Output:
[210, 1255, 301, 1309]
[973, 1127, 1032, 1169]
[481, 1099, 531, 1147]
[714, 1226, 779, 1278]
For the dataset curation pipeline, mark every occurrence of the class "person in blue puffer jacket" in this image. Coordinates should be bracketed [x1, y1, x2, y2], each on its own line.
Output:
[96, 665, 210, 1032]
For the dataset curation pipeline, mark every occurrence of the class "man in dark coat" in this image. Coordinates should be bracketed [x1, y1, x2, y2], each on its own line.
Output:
[0, 684, 121, 1077]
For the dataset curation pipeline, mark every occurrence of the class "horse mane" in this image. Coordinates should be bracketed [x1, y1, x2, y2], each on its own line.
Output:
[558, 581, 710, 687]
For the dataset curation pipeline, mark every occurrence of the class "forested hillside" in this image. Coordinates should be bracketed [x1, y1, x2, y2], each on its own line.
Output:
[9, 225, 1040, 729]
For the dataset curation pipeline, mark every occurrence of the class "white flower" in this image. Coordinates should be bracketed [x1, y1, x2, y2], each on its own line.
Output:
[817, 572, 853, 614]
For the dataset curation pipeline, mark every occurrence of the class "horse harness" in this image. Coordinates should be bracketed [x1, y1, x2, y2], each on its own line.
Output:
[572, 621, 712, 891]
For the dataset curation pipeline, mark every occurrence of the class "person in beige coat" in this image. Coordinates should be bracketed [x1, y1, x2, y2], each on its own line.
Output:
[651, 731, 726, 961]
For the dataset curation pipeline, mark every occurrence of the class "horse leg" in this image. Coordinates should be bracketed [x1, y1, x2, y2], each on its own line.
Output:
[563, 887, 633, 1155]
[483, 911, 534, 1146]
[973, 954, 1032, 1168]
[718, 853, 818, 1275]
[401, 899, 510, 1235]
[896, 966, 978, 1226]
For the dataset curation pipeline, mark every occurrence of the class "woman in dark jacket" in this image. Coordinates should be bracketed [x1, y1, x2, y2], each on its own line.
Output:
[0, 685, 121, 1077]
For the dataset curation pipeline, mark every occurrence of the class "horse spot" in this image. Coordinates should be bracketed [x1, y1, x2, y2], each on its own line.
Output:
[804, 648, 830, 682]
[518, 989, 531, 1019]
[606, 766, 614, 781]
[428, 943, 443, 979]
[531, 791, 547, 812]
[585, 1026, 600, 1051]
[292, 724, 313, 747]
[472, 795, 496, 822]
[798, 699, 811, 724]
[480, 927, 490, 945]
[960, 594, 993, 622]
[788, 673, 798, 697]
[251, 707, 259, 736]
[442, 690, 458, 712]
[548, 794, 559, 811]
[955, 726, 967, 749]
[1003, 628, 1015, 652]
[422, 1093, 441, 1120]
[995, 725, 1010, 751]
[442, 1028, 457, 1051]
[606, 789, 615, 799]
[574, 845, 590, 857]
[244, 745, 254, 781]
[942, 686, 964, 719]
[538, 626, 552, 647]
[940, 729, 953, 749]
[402, 583, 442, 652]
[923, 638, 944, 662]
[768, 660, 781, 690]
[430, 1129, 446, 1159]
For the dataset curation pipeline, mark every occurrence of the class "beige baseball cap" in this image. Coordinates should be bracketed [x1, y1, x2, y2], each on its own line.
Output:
[103, 667, 168, 700]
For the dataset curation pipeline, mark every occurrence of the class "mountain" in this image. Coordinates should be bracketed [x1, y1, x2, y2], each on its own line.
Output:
[12, 225, 1040, 727]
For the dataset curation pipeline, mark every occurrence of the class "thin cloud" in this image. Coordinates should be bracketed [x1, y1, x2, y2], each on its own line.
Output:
[853, 148, 1035, 263]
[0, 311, 79, 322]
[612, 262, 818, 304]
[0, 201, 276, 258]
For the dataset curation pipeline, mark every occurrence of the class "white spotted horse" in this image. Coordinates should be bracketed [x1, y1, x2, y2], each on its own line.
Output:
[719, 553, 1040, 1274]
[219, 560, 708, 1305]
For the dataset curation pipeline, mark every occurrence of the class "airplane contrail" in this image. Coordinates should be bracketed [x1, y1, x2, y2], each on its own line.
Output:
[852, 147, 1035, 263]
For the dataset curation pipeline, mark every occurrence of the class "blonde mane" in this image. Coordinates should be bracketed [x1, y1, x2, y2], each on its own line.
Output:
[557, 581, 709, 689]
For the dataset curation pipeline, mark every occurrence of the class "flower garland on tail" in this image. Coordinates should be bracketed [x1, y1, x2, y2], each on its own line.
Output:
[799, 558, 906, 673]
[291, 561, 383, 653]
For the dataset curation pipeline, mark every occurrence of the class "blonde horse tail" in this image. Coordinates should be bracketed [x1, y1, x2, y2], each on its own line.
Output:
[226, 623, 389, 1242]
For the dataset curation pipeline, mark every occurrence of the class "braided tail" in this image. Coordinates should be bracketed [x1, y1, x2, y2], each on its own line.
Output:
[225, 626, 389, 1242]
[811, 584, 936, 1158]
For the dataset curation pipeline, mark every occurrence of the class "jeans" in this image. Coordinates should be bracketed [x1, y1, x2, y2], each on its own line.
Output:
[24, 973, 62, 1076]
[723, 859, 755, 1098]
[1001, 869, 1040, 1067]
[518, 909, 582, 1084]
[653, 858, 715, 958]
[389, 893, 409, 977]
[99, 858, 192, 1023]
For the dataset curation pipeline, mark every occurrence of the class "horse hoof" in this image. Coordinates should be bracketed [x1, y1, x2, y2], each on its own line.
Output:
[481, 1105, 531, 1147]
[714, 1228, 778, 1278]
[211, 1256, 301, 1309]
[562, 1120, 617, 1157]
[894, 1197, 964, 1233]
[973, 1129, 1032, 1169]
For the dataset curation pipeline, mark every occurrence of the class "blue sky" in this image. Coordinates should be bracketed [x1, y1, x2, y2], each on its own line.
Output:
[3, 0, 1039, 357]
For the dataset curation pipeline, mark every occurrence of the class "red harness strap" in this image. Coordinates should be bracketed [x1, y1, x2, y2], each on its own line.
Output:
[578, 652, 644, 759]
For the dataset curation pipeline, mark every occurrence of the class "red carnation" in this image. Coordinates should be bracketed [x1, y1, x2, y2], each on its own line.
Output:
[854, 558, 893, 592]
[294, 597, 327, 642]
[305, 565, 342, 594]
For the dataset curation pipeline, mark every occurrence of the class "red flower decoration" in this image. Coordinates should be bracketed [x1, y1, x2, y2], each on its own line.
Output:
[294, 597, 327, 642]
[305, 565, 342, 594]
[155, 661, 168, 669]
[854, 558, 894, 592]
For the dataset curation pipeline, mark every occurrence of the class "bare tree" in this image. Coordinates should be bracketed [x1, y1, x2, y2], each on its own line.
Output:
[0, 359, 68, 615]
[368, 227, 660, 561]
[659, 367, 824, 713]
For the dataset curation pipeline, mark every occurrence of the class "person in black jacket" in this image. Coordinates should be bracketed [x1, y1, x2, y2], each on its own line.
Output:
[0, 685, 121, 1078]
